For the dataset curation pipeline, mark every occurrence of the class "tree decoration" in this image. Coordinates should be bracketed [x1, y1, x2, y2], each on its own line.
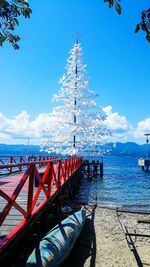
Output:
[41, 38, 110, 156]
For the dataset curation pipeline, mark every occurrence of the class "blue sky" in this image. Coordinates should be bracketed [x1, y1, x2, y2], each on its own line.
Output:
[0, 0, 150, 144]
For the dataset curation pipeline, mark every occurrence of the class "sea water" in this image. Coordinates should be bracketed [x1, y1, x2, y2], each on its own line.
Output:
[77, 156, 150, 211]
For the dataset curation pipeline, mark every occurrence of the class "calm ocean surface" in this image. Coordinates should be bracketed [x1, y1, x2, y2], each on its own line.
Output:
[77, 156, 150, 211]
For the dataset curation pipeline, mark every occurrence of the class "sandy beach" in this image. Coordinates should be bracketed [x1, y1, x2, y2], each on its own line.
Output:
[62, 206, 150, 267]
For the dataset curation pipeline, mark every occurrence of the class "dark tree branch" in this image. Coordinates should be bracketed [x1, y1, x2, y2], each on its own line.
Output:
[103, 0, 150, 42]
[104, 0, 122, 15]
[0, 0, 32, 49]
[135, 8, 150, 42]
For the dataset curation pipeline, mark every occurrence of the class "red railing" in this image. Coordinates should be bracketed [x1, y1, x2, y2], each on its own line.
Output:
[0, 155, 56, 175]
[0, 157, 82, 251]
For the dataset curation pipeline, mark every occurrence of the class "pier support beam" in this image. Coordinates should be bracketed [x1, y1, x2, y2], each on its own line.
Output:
[83, 159, 104, 178]
[138, 158, 150, 172]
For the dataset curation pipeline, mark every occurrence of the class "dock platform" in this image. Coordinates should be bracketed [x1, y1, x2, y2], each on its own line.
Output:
[0, 156, 82, 265]
[138, 158, 150, 171]
[83, 159, 103, 177]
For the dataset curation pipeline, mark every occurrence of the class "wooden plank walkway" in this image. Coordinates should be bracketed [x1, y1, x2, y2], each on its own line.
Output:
[0, 166, 47, 240]
[0, 157, 83, 253]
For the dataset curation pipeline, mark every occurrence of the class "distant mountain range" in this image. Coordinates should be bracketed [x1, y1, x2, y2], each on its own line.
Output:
[0, 142, 150, 157]
[0, 144, 42, 156]
[103, 142, 150, 157]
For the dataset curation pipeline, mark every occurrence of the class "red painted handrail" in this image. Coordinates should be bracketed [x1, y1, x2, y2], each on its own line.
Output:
[0, 157, 82, 251]
[0, 156, 57, 174]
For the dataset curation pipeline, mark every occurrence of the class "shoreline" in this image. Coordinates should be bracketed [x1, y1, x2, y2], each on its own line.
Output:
[62, 206, 150, 267]
[76, 201, 150, 213]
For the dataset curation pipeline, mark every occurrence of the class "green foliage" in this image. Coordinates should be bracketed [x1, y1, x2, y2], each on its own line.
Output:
[135, 9, 150, 43]
[103, 1, 150, 43]
[0, 0, 32, 49]
[104, 0, 121, 15]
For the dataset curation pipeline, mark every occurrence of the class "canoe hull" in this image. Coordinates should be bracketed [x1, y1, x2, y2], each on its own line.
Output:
[26, 207, 86, 267]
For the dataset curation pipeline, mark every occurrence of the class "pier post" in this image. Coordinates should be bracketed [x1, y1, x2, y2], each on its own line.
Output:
[83, 159, 104, 178]
[94, 161, 97, 174]
[100, 162, 103, 177]
[87, 161, 90, 176]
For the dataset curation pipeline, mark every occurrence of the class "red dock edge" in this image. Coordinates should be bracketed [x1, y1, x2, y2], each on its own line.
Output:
[0, 157, 82, 252]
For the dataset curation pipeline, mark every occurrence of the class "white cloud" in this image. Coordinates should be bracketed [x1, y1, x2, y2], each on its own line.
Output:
[102, 106, 134, 142]
[103, 105, 131, 132]
[0, 111, 50, 144]
[0, 107, 149, 144]
[0, 113, 9, 130]
[102, 106, 150, 143]
[134, 117, 150, 138]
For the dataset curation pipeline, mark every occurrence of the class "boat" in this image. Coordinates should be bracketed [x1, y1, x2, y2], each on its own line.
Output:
[25, 206, 86, 267]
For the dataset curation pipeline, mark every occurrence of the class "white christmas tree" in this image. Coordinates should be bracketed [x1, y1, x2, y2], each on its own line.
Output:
[41, 38, 110, 156]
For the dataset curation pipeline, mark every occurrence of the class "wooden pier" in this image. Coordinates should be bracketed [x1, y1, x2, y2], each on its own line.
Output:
[138, 158, 150, 171]
[0, 156, 83, 265]
[138, 134, 150, 171]
[83, 159, 103, 178]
